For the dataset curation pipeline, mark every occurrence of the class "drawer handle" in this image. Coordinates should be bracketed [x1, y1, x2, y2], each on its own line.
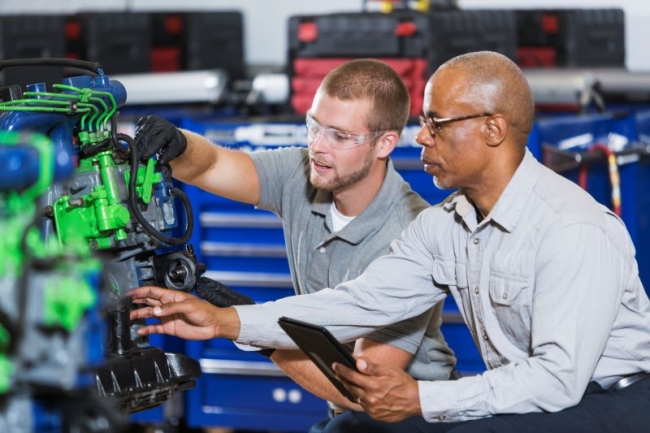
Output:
[200, 358, 287, 377]
[204, 271, 293, 288]
[201, 241, 287, 257]
[201, 212, 282, 228]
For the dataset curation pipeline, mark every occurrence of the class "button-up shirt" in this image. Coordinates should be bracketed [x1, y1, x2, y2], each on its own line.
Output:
[236, 149, 650, 421]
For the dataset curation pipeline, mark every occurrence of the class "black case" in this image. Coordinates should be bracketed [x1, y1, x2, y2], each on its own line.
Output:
[77, 12, 152, 74]
[278, 317, 358, 402]
[182, 11, 245, 81]
[516, 8, 625, 67]
[0, 15, 66, 89]
[288, 9, 517, 73]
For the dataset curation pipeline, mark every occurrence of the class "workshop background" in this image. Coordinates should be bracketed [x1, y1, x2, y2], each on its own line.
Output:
[1, 1, 649, 433]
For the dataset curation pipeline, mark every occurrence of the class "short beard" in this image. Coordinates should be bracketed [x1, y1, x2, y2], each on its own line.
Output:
[433, 176, 454, 190]
[310, 151, 374, 192]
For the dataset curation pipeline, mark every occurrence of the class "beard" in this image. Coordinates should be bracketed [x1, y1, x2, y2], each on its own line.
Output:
[310, 151, 374, 192]
[433, 175, 456, 190]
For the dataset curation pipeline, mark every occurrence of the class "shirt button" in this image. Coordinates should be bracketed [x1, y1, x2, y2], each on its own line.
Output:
[473, 238, 480, 245]
[483, 332, 489, 341]
[502, 292, 508, 300]
[436, 415, 446, 420]
[474, 286, 479, 294]
[319, 247, 326, 253]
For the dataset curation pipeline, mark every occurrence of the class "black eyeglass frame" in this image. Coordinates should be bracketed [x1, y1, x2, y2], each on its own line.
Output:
[418, 113, 493, 137]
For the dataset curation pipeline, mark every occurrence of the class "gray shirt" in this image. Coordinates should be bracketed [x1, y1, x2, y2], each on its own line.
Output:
[250, 147, 455, 380]
[237, 149, 650, 421]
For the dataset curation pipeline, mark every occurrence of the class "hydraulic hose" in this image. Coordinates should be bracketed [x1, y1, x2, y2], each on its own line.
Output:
[119, 133, 194, 246]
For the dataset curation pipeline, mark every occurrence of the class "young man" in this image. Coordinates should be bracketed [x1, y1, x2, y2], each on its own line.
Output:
[133, 59, 455, 428]
[130, 51, 650, 433]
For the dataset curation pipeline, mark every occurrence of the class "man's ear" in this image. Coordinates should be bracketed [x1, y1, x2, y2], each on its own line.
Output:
[486, 115, 507, 147]
[376, 130, 400, 159]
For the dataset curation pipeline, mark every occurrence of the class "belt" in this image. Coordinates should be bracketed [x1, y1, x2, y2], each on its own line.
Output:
[609, 371, 650, 391]
[328, 407, 347, 419]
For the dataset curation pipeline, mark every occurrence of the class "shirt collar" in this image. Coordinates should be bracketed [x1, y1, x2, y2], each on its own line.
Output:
[310, 159, 404, 244]
[444, 149, 541, 232]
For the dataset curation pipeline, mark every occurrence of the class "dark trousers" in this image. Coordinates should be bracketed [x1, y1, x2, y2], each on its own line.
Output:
[321, 376, 650, 433]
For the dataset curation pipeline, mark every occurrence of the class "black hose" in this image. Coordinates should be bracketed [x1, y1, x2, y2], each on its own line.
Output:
[0, 58, 104, 75]
[119, 133, 194, 247]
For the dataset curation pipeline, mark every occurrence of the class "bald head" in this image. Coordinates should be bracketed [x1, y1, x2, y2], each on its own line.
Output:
[435, 51, 535, 146]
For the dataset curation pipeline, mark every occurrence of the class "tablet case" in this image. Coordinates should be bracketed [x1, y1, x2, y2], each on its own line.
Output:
[278, 316, 358, 402]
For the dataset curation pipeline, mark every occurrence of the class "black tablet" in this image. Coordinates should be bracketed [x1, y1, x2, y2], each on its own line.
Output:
[278, 316, 358, 402]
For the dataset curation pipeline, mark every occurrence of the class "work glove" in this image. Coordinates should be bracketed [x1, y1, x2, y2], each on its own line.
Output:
[194, 277, 275, 358]
[194, 276, 255, 307]
[134, 115, 187, 165]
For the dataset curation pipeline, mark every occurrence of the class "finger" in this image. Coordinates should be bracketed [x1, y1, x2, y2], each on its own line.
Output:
[353, 356, 393, 378]
[130, 305, 156, 320]
[333, 358, 383, 388]
[150, 299, 202, 318]
[157, 137, 185, 165]
[333, 361, 366, 385]
[136, 322, 166, 336]
[127, 286, 164, 299]
[157, 147, 175, 166]
[128, 286, 188, 302]
[140, 133, 167, 160]
[355, 357, 381, 375]
[129, 296, 162, 307]
[134, 115, 153, 144]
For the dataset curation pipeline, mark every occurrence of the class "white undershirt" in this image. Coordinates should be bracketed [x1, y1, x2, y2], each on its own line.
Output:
[329, 202, 356, 232]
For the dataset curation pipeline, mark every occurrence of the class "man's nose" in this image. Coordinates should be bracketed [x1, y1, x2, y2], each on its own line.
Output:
[309, 130, 328, 150]
[415, 125, 433, 147]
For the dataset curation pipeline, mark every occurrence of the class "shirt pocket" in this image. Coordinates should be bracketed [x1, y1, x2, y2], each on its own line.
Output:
[489, 273, 528, 306]
[432, 255, 458, 288]
[489, 252, 533, 344]
[489, 249, 532, 305]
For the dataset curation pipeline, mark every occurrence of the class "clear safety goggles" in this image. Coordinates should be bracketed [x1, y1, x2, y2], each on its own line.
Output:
[306, 114, 385, 150]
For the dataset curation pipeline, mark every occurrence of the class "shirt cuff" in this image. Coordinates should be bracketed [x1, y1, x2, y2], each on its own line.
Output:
[233, 341, 265, 351]
[418, 379, 466, 422]
[233, 304, 260, 345]
[233, 304, 294, 348]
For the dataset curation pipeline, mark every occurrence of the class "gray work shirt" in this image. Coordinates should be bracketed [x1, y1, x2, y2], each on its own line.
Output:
[250, 147, 455, 381]
[237, 149, 650, 421]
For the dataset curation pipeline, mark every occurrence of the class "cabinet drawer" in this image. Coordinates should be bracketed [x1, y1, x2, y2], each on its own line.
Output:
[186, 359, 326, 431]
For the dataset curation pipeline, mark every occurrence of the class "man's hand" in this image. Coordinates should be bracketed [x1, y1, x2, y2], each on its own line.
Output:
[129, 286, 239, 340]
[333, 357, 422, 423]
[134, 115, 187, 165]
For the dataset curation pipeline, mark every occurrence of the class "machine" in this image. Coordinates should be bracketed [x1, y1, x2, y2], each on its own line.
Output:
[0, 58, 203, 431]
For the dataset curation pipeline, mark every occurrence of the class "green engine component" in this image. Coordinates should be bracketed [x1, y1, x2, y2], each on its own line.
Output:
[53, 154, 163, 250]
[0, 327, 11, 394]
[44, 270, 97, 332]
[0, 130, 101, 395]
[0, 131, 52, 393]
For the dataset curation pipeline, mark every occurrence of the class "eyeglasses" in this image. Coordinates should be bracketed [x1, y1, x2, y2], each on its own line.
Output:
[306, 114, 385, 150]
[418, 113, 492, 137]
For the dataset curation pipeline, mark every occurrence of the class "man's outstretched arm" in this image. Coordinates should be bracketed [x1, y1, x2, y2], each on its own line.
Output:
[129, 285, 241, 341]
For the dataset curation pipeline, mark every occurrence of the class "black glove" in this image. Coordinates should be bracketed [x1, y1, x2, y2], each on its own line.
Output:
[134, 115, 187, 165]
[194, 276, 255, 307]
[194, 277, 275, 358]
